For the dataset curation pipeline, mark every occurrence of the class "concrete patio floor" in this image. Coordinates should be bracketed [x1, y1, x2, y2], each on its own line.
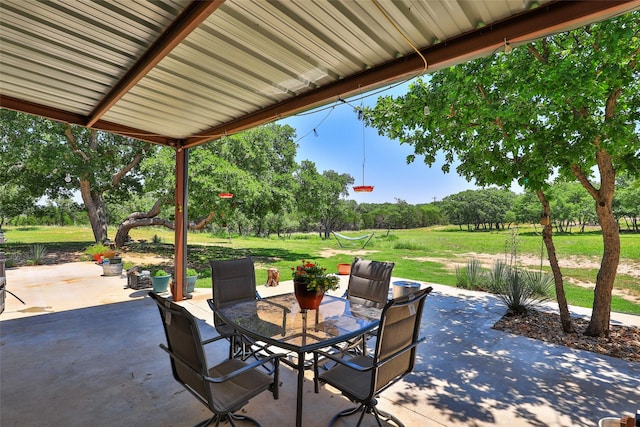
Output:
[1, 261, 639, 426]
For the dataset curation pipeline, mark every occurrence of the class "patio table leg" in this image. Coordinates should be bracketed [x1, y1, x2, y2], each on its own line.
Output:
[296, 351, 304, 427]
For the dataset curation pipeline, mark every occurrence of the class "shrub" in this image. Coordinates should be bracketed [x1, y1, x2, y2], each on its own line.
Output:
[4, 253, 19, 268]
[455, 258, 486, 290]
[186, 268, 198, 277]
[393, 241, 426, 251]
[153, 269, 169, 277]
[521, 270, 554, 297]
[152, 234, 162, 244]
[488, 265, 552, 315]
[28, 244, 48, 265]
[488, 260, 510, 289]
[84, 243, 109, 255]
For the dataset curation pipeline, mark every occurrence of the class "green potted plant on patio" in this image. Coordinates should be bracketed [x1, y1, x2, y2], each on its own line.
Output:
[85, 243, 110, 262]
[291, 260, 339, 310]
[186, 268, 198, 294]
[151, 269, 171, 293]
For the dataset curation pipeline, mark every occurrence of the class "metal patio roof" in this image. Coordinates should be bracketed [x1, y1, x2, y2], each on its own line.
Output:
[2, 0, 639, 149]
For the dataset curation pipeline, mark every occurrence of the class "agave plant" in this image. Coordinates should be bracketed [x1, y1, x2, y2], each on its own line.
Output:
[489, 266, 552, 315]
[28, 244, 48, 265]
[455, 258, 486, 290]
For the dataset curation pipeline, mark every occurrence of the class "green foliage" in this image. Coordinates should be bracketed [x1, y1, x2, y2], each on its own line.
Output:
[291, 260, 339, 292]
[152, 234, 162, 244]
[84, 243, 110, 255]
[442, 188, 516, 230]
[153, 269, 169, 277]
[487, 265, 552, 315]
[28, 244, 48, 265]
[455, 258, 487, 290]
[295, 160, 354, 237]
[522, 270, 555, 297]
[186, 268, 198, 277]
[4, 254, 18, 268]
[393, 240, 426, 251]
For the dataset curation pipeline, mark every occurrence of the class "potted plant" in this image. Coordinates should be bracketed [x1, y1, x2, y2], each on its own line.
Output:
[151, 269, 171, 294]
[291, 260, 339, 310]
[186, 268, 198, 294]
[85, 243, 110, 262]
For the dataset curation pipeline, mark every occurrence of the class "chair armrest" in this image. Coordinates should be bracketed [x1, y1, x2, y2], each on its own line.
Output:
[201, 335, 228, 346]
[160, 343, 286, 384]
[315, 336, 426, 373]
[204, 352, 287, 384]
[375, 337, 426, 368]
[314, 349, 371, 372]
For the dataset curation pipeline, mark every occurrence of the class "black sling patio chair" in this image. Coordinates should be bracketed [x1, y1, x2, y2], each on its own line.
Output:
[339, 257, 395, 355]
[149, 292, 282, 427]
[209, 257, 262, 359]
[209, 257, 288, 361]
[313, 287, 432, 427]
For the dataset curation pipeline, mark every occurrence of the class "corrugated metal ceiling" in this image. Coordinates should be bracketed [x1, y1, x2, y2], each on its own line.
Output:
[1, 0, 639, 147]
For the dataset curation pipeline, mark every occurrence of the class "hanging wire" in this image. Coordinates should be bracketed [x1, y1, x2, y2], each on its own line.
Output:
[360, 105, 366, 186]
[372, 0, 428, 74]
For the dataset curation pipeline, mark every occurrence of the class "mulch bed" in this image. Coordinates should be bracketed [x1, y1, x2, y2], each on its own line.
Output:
[493, 309, 640, 363]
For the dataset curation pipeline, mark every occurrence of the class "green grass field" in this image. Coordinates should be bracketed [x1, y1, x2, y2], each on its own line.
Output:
[2, 224, 639, 315]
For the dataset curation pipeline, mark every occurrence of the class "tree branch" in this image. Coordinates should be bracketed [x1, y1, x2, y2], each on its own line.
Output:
[189, 211, 215, 230]
[527, 44, 548, 64]
[112, 142, 150, 187]
[570, 163, 598, 198]
[64, 125, 90, 162]
[604, 88, 621, 120]
[128, 197, 166, 220]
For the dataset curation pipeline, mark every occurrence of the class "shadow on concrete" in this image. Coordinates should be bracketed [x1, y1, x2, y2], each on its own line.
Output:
[2, 285, 639, 426]
[390, 291, 640, 426]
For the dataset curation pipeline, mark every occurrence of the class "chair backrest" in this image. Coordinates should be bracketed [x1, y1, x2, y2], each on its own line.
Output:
[346, 257, 395, 308]
[371, 286, 432, 395]
[149, 292, 211, 406]
[210, 257, 258, 307]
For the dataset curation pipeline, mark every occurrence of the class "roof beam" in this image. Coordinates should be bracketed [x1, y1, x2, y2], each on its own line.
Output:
[85, 0, 224, 127]
[183, 0, 639, 148]
[0, 95, 175, 145]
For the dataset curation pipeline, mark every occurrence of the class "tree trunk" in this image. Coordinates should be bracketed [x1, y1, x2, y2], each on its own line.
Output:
[571, 147, 619, 337]
[537, 190, 573, 333]
[79, 179, 108, 243]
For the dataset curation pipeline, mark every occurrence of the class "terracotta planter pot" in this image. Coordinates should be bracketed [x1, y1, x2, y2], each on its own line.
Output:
[337, 263, 351, 275]
[293, 280, 324, 310]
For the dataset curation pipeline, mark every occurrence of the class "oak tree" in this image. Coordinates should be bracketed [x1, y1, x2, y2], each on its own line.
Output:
[365, 12, 640, 336]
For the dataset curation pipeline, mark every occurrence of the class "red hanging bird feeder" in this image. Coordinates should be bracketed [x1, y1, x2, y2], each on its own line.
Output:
[353, 185, 374, 192]
[219, 193, 234, 199]
[353, 106, 373, 193]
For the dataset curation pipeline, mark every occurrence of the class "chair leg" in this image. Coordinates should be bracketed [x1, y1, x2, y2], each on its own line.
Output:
[327, 400, 405, 427]
[196, 413, 262, 427]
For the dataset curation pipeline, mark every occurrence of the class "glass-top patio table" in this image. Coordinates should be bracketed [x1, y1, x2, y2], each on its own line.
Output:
[214, 292, 382, 427]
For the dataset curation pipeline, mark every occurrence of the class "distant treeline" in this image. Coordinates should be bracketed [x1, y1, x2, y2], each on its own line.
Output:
[6, 177, 638, 235]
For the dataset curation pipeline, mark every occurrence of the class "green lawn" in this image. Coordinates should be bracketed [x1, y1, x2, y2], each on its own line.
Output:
[2, 224, 639, 315]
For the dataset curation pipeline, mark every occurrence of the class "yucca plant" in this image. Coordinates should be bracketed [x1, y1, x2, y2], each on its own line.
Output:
[455, 258, 486, 290]
[490, 267, 552, 315]
[28, 244, 48, 265]
[488, 260, 509, 292]
[522, 270, 554, 298]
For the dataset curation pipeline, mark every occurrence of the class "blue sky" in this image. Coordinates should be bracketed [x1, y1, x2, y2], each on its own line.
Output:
[278, 79, 482, 205]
